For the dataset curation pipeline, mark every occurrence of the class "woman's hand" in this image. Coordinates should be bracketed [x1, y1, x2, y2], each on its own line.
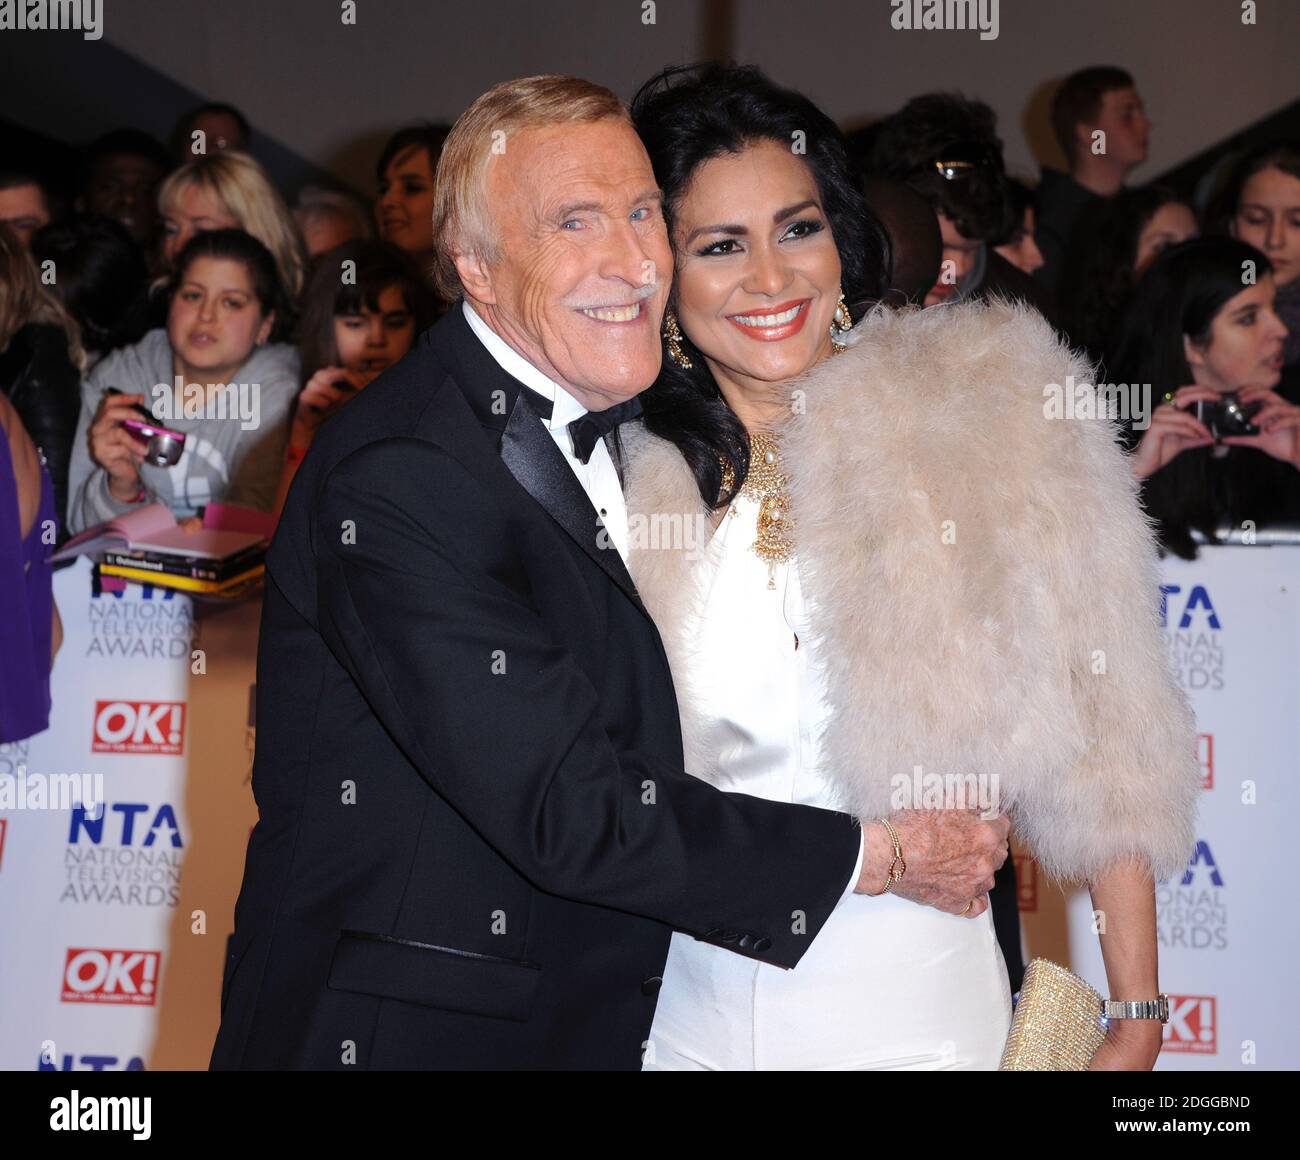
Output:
[1129, 386, 1218, 479]
[290, 367, 367, 447]
[1088, 1017, 1163, 1071]
[1088, 856, 1162, 1071]
[1218, 385, 1300, 468]
[88, 390, 147, 501]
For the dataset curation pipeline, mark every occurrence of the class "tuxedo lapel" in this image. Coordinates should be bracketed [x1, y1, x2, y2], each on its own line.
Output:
[498, 375, 647, 617]
[429, 303, 647, 615]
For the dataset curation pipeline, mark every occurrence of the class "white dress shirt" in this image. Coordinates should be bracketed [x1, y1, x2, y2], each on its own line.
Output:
[462, 301, 629, 564]
[642, 491, 1011, 1070]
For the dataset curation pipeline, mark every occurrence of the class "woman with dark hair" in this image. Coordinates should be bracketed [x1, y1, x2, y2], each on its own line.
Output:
[630, 64, 889, 505]
[1110, 236, 1300, 560]
[993, 177, 1045, 276]
[622, 64, 1198, 1070]
[374, 123, 450, 286]
[271, 240, 435, 521]
[865, 93, 1053, 318]
[1209, 142, 1300, 398]
[1059, 185, 1197, 367]
[30, 216, 149, 369]
[67, 228, 299, 530]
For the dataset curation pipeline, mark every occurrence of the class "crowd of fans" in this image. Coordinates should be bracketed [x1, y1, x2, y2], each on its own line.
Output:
[845, 68, 1300, 561]
[2, 73, 1300, 742]
[0, 105, 447, 554]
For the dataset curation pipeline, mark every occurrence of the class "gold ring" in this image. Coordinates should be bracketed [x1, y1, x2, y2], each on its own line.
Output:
[960, 899, 974, 915]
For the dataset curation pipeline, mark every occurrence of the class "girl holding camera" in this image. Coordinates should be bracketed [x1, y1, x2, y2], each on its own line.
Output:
[1110, 236, 1300, 559]
[67, 229, 299, 532]
[270, 240, 434, 523]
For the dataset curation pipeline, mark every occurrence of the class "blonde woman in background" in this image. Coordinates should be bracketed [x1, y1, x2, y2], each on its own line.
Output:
[158, 151, 307, 304]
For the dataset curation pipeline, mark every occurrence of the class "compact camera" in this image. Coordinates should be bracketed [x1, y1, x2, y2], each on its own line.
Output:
[1193, 392, 1263, 439]
[106, 388, 187, 467]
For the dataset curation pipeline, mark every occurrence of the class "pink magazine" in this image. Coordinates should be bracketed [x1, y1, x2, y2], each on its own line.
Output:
[54, 503, 270, 563]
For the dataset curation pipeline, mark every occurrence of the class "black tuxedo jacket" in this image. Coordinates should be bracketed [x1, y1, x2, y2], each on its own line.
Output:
[209, 304, 862, 1070]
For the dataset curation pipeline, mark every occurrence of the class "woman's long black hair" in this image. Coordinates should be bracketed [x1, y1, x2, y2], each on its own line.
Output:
[629, 63, 891, 507]
[1107, 236, 1275, 559]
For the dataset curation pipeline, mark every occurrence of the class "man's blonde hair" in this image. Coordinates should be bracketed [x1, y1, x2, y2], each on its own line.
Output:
[431, 75, 628, 302]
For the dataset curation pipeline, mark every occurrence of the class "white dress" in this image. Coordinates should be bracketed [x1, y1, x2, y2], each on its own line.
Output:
[642, 490, 1013, 1070]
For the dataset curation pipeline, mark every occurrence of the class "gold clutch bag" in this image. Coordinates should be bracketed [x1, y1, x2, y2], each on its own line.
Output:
[999, 957, 1108, 1071]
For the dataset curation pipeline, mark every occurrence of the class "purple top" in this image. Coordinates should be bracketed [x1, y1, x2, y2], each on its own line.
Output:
[0, 431, 56, 741]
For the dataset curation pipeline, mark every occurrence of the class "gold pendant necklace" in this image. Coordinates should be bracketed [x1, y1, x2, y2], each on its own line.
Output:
[714, 343, 843, 587]
[720, 431, 795, 588]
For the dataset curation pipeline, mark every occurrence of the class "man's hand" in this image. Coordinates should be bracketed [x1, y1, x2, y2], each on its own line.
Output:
[855, 808, 1010, 917]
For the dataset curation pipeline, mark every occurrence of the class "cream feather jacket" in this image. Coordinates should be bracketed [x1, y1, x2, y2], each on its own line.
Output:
[621, 299, 1200, 886]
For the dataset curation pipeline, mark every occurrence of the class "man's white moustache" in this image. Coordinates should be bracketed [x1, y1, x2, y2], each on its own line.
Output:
[566, 284, 659, 309]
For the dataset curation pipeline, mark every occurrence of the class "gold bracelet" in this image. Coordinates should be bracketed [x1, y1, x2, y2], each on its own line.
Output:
[864, 817, 907, 896]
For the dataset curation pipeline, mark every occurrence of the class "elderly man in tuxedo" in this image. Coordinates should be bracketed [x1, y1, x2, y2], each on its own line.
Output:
[210, 74, 1008, 1070]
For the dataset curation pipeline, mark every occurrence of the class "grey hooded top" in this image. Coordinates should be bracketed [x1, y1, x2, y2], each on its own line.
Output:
[67, 329, 299, 533]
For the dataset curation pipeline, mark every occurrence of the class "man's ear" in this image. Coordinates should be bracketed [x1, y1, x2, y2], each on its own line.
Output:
[454, 249, 497, 306]
[1071, 123, 1088, 164]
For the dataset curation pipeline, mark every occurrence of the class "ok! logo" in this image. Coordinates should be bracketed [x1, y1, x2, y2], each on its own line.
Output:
[61, 949, 161, 1006]
[91, 701, 186, 756]
[1162, 995, 1217, 1054]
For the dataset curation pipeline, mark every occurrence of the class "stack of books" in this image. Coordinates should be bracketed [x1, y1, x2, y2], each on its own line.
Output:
[53, 503, 270, 597]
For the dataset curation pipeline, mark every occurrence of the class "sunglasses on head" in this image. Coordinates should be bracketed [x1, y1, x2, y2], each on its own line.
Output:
[922, 142, 1004, 181]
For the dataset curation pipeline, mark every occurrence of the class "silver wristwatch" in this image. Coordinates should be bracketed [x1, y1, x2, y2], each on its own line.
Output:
[1101, 994, 1170, 1024]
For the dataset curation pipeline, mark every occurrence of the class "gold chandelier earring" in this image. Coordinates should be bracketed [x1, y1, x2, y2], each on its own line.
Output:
[831, 292, 852, 355]
[664, 308, 693, 369]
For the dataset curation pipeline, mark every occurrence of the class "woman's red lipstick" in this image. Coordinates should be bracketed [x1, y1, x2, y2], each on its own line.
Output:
[725, 299, 811, 341]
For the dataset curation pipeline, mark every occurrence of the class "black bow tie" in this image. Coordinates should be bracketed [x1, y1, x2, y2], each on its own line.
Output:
[566, 397, 643, 464]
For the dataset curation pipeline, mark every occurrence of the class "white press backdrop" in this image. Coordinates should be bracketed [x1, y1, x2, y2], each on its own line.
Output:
[1, 547, 1295, 1070]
